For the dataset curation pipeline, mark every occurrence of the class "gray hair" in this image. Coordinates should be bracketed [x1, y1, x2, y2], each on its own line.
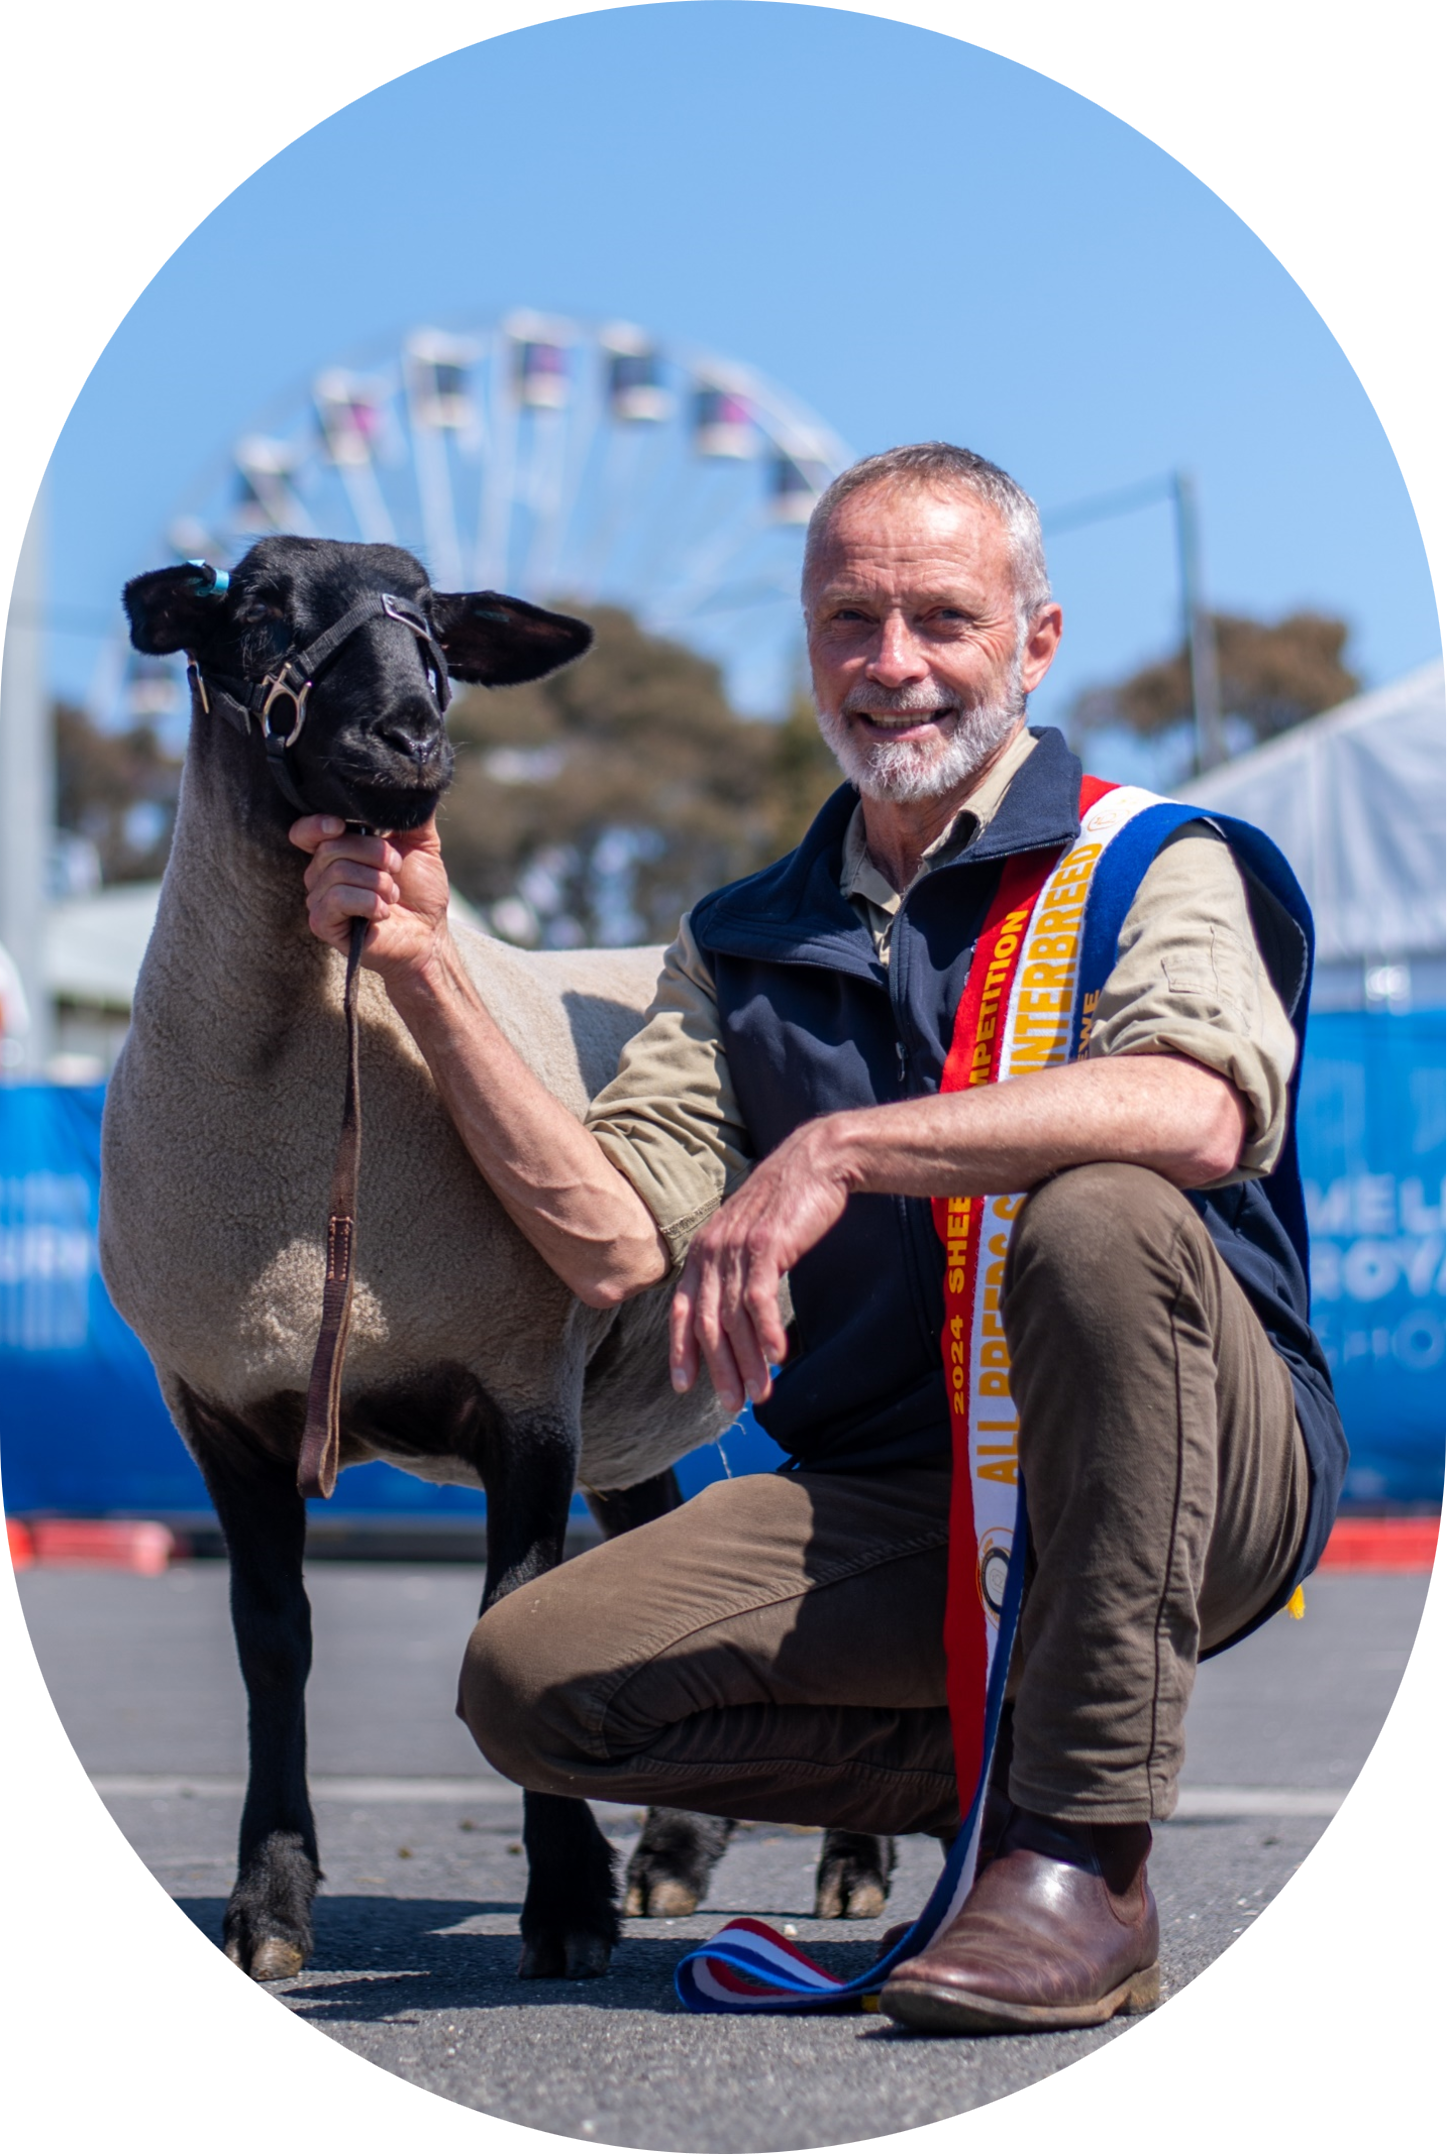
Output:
[803, 441, 1053, 634]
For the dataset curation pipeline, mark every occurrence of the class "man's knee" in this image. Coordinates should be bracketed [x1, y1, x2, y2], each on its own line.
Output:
[457, 1582, 588, 1790]
[1006, 1163, 1195, 1329]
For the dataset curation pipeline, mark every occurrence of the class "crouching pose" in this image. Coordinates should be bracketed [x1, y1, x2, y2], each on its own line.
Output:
[296, 443, 1344, 2035]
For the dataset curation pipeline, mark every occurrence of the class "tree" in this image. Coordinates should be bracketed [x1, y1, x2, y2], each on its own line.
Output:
[1071, 610, 1360, 748]
[439, 608, 844, 946]
[54, 700, 183, 885]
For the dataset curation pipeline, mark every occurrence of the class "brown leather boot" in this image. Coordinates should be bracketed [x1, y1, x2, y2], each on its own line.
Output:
[880, 1806, 1161, 2034]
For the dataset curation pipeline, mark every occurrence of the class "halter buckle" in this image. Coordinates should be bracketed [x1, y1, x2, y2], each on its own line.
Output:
[261, 670, 312, 748]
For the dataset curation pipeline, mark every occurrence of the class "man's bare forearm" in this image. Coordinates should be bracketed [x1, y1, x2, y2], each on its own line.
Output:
[668, 1048, 1247, 1413]
[385, 935, 670, 1307]
[828, 1052, 1247, 1201]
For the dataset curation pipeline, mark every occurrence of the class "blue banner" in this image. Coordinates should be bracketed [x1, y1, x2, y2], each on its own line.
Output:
[3, 1013, 1443, 1517]
[0, 1082, 777, 1519]
[0, 1084, 208, 1513]
[1296, 1010, 1445, 1505]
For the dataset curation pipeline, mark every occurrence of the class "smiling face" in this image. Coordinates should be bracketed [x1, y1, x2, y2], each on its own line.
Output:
[804, 482, 1062, 803]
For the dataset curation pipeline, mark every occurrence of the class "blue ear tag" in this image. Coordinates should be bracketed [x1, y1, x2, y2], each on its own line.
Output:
[186, 558, 230, 597]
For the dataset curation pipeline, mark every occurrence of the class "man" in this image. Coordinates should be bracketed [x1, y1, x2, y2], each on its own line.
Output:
[295, 443, 1344, 2035]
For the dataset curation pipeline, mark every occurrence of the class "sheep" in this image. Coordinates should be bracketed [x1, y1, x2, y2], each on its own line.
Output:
[103, 535, 897, 1984]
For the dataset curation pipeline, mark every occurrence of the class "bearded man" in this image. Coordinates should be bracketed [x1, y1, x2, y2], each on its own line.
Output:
[295, 442, 1344, 2034]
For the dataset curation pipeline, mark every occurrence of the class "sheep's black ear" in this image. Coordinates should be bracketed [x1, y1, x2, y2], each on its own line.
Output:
[122, 561, 231, 654]
[430, 591, 592, 687]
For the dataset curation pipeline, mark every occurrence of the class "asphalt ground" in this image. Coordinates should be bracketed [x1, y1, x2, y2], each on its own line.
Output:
[15, 1560, 1429, 2151]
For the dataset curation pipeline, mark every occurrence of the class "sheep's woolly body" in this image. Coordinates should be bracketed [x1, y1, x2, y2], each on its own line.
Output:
[100, 716, 729, 1496]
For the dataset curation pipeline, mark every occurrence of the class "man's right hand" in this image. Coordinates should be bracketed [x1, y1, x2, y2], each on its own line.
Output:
[291, 814, 451, 983]
[292, 811, 672, 1310]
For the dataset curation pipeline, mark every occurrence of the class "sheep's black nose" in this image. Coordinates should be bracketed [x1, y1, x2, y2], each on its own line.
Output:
[377, 715, 441, 762]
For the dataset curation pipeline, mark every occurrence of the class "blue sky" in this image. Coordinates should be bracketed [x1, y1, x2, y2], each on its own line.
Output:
[44, 2, 1439, 743]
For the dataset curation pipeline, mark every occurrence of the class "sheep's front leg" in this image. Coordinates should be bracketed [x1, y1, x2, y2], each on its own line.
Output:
[185, 1392, 319, 1981]
[480, 1415, 619, 1980]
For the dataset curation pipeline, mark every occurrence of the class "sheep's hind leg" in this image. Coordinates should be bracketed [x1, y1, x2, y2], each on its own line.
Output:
[814, 1830, 898, 1919]
[481, 1416, 620, 1979]
[585, 1469, 737, 1920]
[184, 1389, 318, 1981]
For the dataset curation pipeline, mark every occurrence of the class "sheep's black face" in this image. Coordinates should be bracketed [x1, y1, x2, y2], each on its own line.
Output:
[123, 536, 593, 833]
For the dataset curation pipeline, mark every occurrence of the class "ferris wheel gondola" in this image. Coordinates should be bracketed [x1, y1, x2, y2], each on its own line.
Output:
[165, 312, 852, 716]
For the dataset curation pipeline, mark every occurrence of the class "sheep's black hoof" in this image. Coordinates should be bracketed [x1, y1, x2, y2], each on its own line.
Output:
[517, 1929, 614, 1980]
[814, 1830, 897, 1920]
[223, 1829, 318, 1980]
[624, 1875, 697, 1918]
[233, 1936, 307, 1982]
[519, 1790, 619, 1981]
[623, 1808, 735, 1918]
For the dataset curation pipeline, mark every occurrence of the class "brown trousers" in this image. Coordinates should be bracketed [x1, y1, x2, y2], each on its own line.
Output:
[459, 1164, 1309, 1825]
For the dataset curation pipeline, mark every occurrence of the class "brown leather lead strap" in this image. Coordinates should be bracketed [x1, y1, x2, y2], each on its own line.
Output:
[297, 913, 366, 1500]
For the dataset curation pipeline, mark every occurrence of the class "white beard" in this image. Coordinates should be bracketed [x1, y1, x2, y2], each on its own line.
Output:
[815, 667, 1025, 804]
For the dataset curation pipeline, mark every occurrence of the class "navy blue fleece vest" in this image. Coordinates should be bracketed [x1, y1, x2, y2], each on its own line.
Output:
[691, 728, 1346, 1616]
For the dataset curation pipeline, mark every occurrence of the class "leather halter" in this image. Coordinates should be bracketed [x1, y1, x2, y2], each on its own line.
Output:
[186, 586, 453, 1503]
[186, 588, 452, 816]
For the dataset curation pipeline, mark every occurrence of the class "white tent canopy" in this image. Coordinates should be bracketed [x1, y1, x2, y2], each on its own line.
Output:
[1189, 660, 1444, 1001]
[46, 882, 164, 1012]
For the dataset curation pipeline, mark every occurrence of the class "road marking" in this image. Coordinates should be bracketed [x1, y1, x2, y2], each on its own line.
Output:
[92, 1775, 524, 1802]
[1172, 1787, 1344, 1818]
[90, 1775, 1347, 1818]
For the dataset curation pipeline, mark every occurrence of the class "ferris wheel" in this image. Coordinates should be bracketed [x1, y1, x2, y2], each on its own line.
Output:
[166, 312, 853, 716]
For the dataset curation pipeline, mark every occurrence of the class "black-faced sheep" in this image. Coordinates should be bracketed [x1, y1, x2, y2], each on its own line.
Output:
[103, 535, 895, 1983]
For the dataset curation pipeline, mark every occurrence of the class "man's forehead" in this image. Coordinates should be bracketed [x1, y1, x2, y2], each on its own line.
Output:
[808, 482, 1012, 591]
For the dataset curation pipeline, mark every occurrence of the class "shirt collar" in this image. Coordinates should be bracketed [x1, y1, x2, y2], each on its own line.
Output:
[840, 724, 1040, 917]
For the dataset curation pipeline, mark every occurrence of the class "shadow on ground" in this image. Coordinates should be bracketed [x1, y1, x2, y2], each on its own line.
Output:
[176, 1894, 890, 2022]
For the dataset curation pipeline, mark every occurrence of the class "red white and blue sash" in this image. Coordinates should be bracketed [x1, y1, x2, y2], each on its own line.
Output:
[675, 777, 1197, 2014]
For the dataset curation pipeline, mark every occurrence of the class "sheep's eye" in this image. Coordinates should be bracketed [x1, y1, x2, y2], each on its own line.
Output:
[238, 599, 283, 627]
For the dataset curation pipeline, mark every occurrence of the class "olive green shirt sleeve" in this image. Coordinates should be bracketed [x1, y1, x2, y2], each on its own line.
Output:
[585, 911, 752, 1267]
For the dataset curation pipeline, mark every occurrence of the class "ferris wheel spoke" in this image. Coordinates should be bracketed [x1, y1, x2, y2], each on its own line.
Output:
[673, 571, 803, 619]
[572, 416, 674, 598]
[254, 477, 315, 536]
[519, 410, 569, 597]
[409, 424, 462, 590]
[337, 458, 396, 546]
[620, 456, 730, 604]
[475, 335, 519, 592]
[649, 492, 780, 627]
[532, 334, 607, 600]
[566, 422, 635, 598]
